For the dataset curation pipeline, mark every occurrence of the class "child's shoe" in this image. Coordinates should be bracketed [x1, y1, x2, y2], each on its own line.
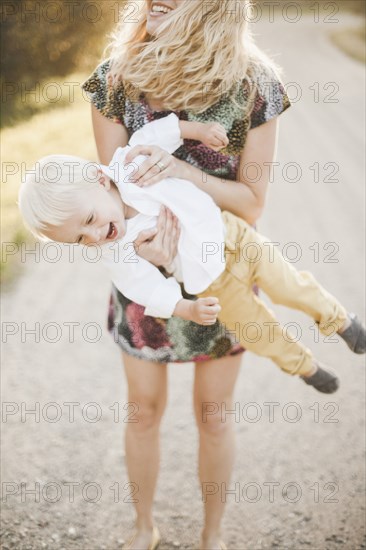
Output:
[300, 362, 339, 393]
[338, 313, 366, 354]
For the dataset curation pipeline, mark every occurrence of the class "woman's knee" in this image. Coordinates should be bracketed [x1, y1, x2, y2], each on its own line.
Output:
[127, 394, 166, 433]
[193, 355, 242, 436]
[195, 399, 234, 437]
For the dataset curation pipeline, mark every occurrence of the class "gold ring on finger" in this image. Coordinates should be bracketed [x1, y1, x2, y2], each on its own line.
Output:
[156, 161, 166, 172]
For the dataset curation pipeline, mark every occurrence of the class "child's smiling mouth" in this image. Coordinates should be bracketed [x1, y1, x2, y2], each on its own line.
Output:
[106, 222, 118, 240]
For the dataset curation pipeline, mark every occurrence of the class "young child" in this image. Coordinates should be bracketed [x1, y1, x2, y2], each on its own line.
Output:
[18, 114, 365, 394]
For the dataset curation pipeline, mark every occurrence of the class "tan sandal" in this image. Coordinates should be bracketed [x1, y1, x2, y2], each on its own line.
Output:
[123, 526, 161, 550]
[149, 526, 161, 550]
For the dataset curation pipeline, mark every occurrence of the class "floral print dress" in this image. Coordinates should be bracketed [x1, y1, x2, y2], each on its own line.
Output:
[81, 60, 291, 363]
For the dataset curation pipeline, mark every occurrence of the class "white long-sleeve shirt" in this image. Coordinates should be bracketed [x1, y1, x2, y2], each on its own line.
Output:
[100, 113, 226, 318]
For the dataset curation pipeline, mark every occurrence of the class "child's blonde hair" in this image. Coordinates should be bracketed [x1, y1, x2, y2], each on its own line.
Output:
[18, 154, 100, 240]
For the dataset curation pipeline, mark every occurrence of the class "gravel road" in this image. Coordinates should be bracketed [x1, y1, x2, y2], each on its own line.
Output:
[1, 10, 365, 550]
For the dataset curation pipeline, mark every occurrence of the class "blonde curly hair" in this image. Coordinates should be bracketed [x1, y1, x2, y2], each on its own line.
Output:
[106, 0, 282, 116]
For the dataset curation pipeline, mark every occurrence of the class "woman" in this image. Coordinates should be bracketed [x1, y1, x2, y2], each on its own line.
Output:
[82, 1, 291, 548]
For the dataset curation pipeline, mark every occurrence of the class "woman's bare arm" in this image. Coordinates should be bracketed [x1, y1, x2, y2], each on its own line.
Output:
[91, 104, 129, 163]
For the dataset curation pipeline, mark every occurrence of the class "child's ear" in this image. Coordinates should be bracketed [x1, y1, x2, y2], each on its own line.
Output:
[97, 169, 111, 190]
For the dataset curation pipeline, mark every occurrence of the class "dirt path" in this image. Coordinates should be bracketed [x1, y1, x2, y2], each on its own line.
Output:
[1, 12, 365, 550]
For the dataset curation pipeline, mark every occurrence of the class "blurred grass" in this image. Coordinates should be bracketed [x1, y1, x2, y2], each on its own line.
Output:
[1, 73, 96, 128]
[1, 73, 97, 281]
[338, 0, 366, 15]
[0, 0, 118, 129]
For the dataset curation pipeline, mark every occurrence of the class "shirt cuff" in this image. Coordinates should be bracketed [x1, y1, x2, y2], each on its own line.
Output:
[144, 277, 183, 318]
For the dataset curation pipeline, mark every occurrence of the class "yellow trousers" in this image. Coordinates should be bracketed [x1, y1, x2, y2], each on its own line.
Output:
[198, 212, 347, 376]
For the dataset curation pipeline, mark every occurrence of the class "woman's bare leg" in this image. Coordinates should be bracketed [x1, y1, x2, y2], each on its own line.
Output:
[194, 353, 242, 550]
[122, 352, 168, 549]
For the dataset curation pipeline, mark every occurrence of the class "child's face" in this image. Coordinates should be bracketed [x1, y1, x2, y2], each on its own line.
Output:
[44, 175, 127, 246]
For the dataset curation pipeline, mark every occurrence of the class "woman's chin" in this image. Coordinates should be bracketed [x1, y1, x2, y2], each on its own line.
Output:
[146, 13, 172, 35]
[146, 19, 159, 35]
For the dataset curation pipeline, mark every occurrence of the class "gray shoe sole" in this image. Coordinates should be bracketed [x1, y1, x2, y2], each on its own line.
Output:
[301, 364, 340, 394]
[339, 313, 366, 354]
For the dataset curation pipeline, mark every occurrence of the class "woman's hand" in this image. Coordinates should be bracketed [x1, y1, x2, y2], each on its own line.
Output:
[125, 145, 181, 187]
[133, 206, 180, 269]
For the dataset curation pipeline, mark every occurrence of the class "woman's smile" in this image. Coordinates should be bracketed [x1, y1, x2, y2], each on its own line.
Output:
[146, 0, 181, 33]
[149, 1, 174, 17]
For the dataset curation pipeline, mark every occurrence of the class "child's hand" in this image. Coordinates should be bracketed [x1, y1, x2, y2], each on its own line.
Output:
[191, 297, 221, 325]
[198, 122, 229, 151]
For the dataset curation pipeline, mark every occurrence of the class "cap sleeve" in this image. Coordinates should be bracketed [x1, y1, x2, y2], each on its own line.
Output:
[81, 59, 126, 124]
[248, 63, 291, 130]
